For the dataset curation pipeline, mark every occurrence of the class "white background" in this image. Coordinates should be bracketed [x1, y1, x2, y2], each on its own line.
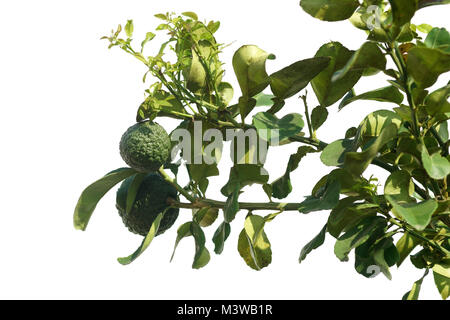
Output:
[0, 0, 448, 299]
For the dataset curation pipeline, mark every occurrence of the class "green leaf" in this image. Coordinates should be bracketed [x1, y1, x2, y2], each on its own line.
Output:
[182, 12, 198, 20]
[125, 20, 134, 38]
[300, 0, 360, 21]
[218, 82, 234, 106]
[424, 27, 450, 53]
[269, 57, 330, 100]
[125, 173, 146, 214]
[221, 164, 269, 197]
[299, 224, 327, 263]
[396, 232, 420, 267]
[338, 86, 404, 110]
[386, 195, 438, 231]
[421, 144, 450, 179]
[141, 32, 156, 51]
[417, 24, 433, 33]
[418, 0, 450, 9]
[191, 221, 210, 269]
[344, 123, 398, 176]
[403, 270, 429, 300]
[170, 222, 192, 262]
[194, 207, 219, 227]
[233, 45, 274, 99]
[425, 85, 450, 116]
[137, 90, 185, 121]
[253, 92, 275, 107]
[332, 42, 386, 82]
[74, 168, 137, 231]
[311, 42, 362, 107]
[224, 186, 240, 223]
[212, 222, 231, 254]
[406, 47, 450, 88]
[388, 0, 418, 27]
[298, 179, 341, 214]
[433, 260, 450, 299]
[384, 170, 414, 203]
[117, 211, 164, 265]
[252, 112, 304, 143]
[359, 110, 402, 140]
[271, 146, 317, 199]
[311, 106, 329, 131]
[238, 215, 272, 270]
[334, 216, 387, 262]
[320, 139, 354, 167]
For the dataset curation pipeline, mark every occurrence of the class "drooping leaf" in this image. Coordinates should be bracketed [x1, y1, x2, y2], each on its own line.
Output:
[117, 211, 164, 265]
[252, 112, 304, 143]
[300, 0, 360, 21]
[384, 170, 415, 203]
[212, 222, 231, 254]
[191, 221, 210, 269]
[223, 186, 240, 223]
[125, 173, 147, 214]
[270, 57, 331, 100]
[298, 179, 341, 214]
[299, 224, 327, 263]
[221, 164, 269, 197]
[433, 260, 450, 300]
[421, 144, 450, 179]
[402, 271, 429, 300]
[74, 168, 137, 231]
[406, 47, 450, 88]
[311, 106, 329, 131]
[238, 215, 272, 270]
[396, 232, 421, 267]
[332, 42, 386, 82]
[271, 146, 317, 199]
[338, 86, 404, 110]
[194, 207, 219, 227]
[334, 216, 387, 262]
[386, 195, 438, 231]
[170, 222, 192, 262]
[311, 42, 362, 107]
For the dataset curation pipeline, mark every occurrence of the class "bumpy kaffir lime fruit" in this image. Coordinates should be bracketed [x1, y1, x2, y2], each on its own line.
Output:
[119, 121, 171, 172]
[116, 173, 179, 236]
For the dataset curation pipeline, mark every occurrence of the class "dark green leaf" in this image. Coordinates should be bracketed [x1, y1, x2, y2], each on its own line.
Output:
[389, 0, 418, 27]
[194, 207, 219, 227]
[300, 0, 360, 21]
[224, 186, 240, 223]
[418, 0, 450, 9]
[74, 168, 137, 231]
[311, 106, 328, 131]
[345, 123, 398, 176]
[117, 211, 164, 265]
[311, 42, 362, 107]
[125, 173, 146, 214]
[191, 221, 210, 269]
[332, 42, 386, 82]
[170, 222, 192, 262]
[270, 57, 331, 99]
[334, 216, 386, 262]
[338, 86, 404, 110]
[299, 224, 327, 263]
[212, 222, 231, 254]
[298, 180, 341, 214]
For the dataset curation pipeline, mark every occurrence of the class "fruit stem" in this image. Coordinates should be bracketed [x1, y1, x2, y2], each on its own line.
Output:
[158, 167, 196, 203]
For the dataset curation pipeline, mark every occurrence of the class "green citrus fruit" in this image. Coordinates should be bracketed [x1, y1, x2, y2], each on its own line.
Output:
[116, 173, 179, 236]
[119, 121, 171, 172]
